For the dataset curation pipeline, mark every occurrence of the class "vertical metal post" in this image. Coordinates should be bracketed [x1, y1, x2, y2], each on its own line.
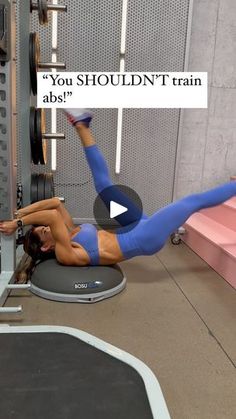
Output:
[51, 0, 59, 172]
[18, 0, 31, 206]
[0, 0, 19, 309]
[0, 0, 17, 220]
[0, 235, 17, 307]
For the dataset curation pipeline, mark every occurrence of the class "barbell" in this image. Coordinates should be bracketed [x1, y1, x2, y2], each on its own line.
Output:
[30, 106, 65, 165]
[29, 32, 66, 95]
[30, 0, 67, 25]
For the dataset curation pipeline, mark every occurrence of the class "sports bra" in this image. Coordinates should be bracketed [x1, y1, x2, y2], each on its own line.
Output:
[71, 223, 99, 265]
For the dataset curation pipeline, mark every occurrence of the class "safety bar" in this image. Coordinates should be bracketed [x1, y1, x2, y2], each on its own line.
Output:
[0, 306, 22, 313]
[6, 284, 31, 290]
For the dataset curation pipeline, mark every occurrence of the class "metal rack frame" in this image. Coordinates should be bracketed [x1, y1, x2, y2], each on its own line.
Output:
[0, 0, 31, 313]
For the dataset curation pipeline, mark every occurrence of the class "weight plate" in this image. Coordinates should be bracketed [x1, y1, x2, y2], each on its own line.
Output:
[37, 173, 46, 201]
[30, 107, 40, 164]
[29, 32, 40, 95]
[44, 173, 55, 199]
[36, 108, 47, 165]
[38, 0, 48, 25]
[31, 173, 39, 203]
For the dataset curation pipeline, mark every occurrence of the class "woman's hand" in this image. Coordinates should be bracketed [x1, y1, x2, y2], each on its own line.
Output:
[0, 220, 18, 236]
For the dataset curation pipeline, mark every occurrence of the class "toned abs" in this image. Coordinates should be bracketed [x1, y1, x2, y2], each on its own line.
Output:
[70, 226, 124, 265]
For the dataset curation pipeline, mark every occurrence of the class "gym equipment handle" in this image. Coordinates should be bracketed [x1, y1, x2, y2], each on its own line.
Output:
[7, 284, 31, 290]
[43, 133, 65, 140]
[38, 62, 66, 69]
[0, 306, 22, 313]
[31, 3, 67, 12]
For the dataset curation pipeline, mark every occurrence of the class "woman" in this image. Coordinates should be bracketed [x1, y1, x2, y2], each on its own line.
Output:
[1, 108, 236, 273]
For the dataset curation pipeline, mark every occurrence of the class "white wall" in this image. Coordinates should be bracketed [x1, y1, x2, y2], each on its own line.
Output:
[174, 0, 236, 198]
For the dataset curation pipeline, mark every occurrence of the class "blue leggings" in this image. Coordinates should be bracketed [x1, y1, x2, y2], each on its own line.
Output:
[84, 144, 236, 259]
[84, 145, 147, 225]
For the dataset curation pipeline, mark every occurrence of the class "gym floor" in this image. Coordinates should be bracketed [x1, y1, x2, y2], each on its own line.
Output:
[1, 241, 236, 419]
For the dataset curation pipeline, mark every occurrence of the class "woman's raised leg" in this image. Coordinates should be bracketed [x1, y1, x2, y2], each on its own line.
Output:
[133, 181, 236, 255]
[64, 108, 147, 225]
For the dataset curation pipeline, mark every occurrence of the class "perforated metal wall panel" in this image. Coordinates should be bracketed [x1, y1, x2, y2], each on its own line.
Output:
[17, 0, 191, 219]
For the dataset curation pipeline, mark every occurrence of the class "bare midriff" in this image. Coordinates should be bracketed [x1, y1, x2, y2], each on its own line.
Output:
[70, 226, 124, 265]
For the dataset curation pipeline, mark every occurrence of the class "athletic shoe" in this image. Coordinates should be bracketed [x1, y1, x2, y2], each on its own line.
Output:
[63, 108, 93, 127]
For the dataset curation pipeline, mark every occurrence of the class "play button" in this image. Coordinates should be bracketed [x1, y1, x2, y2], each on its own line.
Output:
[93, 184, 143, 233]
[110, 201, 128, 219]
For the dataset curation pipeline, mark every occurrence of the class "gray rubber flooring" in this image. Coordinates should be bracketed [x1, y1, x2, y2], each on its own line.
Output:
[1, 241, 236, 419]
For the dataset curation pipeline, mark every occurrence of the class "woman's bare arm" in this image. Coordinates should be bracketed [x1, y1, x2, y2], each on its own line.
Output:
[17, 198, 76, 232]
[45, 211, 87, 265]
[17, 198, 60, 217]
[0, 210, 87, 265]
[0, 210, 58, 235]
[56, 202, 76, 231]
[21, 210, 87, 265]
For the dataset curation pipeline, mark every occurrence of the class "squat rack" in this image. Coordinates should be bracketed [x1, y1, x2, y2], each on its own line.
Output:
[0, 0, 30, 314]
[0, 0, 66, 313]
